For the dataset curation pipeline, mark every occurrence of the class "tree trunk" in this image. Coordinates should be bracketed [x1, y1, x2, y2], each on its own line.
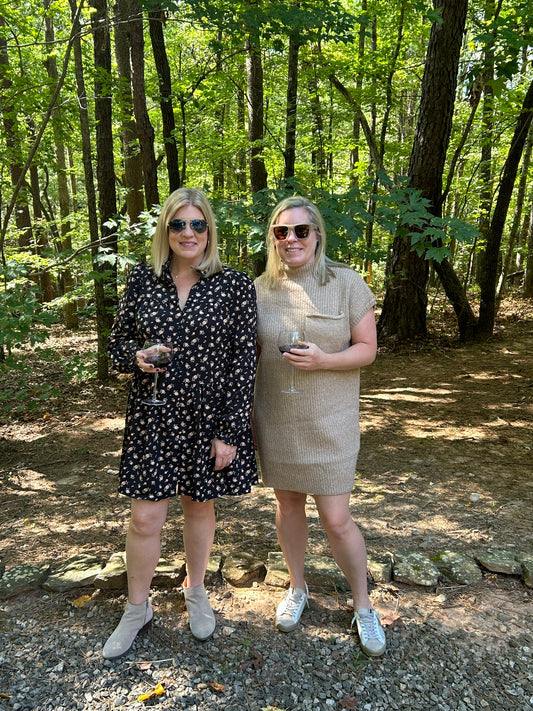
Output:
[114, 0, 145, 227]
[283, 35, 300, 181]
[149, 6, 180, 191]
[379, 0, 470, 342]
[523, 201, 533, 297]
[245, 33, 268, 195]
[44, 2, 79, 328]
[497, 123, 533, 301]
[0, 19, 33, 251]
[118, 0, 159, 209]
[477, 78, 533, 336]
[91, 0, 118, 378]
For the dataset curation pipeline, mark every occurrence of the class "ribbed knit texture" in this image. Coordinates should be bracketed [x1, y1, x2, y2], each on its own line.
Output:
[254, 261, 376, 495]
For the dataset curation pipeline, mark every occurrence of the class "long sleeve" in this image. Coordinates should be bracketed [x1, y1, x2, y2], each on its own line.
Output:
[214, 273, 257, 446]
[107, 264, 147, 373]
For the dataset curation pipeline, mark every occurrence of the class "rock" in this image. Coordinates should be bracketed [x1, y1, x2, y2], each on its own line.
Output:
[431, 550, 483, 585]
[367, 552, 393, 583]
[515, 553, 533, 588]
[475, 550, 523, 576]
[264, 551, 290, 587]
[305, 554, 348, 590]
[205, 555, 223, 586]
[43, 554, 103, 592]
[221, 551, 266, 586]
[0, 563, 51, 599]
[393, 549, 440, 587]
[152, 556, 186, 588]
[0, 558, 5, 578]
[93, 552, 127, 590]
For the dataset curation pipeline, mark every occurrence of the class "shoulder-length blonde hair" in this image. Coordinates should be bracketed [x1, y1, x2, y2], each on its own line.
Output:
[263, 195, 339, 287]
[151, 187, 223, 277]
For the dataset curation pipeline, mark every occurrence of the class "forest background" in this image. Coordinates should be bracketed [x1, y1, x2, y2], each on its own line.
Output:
[0, 0, 532, 409]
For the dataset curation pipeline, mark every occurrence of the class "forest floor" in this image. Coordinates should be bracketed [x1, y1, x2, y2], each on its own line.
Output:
[1, 296, 532, 646]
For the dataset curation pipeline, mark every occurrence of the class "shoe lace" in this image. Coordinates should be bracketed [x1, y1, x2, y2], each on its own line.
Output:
[282, 590, 305, 616]
[355, 610, 380, 639]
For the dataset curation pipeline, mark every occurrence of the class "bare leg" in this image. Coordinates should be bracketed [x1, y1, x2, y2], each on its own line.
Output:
[181, 495, 216, 586]
[274, 489, 308, 589]
[314, 493, 372, 610]
[126, 498, 169, 604]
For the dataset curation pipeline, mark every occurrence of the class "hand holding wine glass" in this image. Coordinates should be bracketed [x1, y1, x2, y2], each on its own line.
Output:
[140, 340, 174, 405]
[277, 329, 308, 393]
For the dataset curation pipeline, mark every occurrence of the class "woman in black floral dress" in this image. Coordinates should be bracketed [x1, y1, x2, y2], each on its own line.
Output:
[103, 188, 257, 659]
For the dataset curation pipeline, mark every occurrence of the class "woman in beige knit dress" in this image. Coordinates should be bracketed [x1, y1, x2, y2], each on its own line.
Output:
[253, 195, 386, 657]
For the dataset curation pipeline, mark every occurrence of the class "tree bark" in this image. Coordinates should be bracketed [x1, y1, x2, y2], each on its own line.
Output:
[245, 33, 268, 195]
[118, 0, 159, 209]
[149, 6, 180, 191]
[477, 78, 533, 336]
[283, 35, 300, 181]
[379, 0, 470, 342]
[91, 0, 118, 377]
[114, 0, 145, 226]
[523, 201, 533, 297]
[44, 2, 78, 328]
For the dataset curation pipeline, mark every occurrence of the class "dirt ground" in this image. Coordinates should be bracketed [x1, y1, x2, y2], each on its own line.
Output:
[1, 298, 532, 641]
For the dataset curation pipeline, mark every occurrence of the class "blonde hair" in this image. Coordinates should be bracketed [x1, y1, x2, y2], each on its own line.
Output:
[263, 195, 340, 287]
[151, 187, 223, 276]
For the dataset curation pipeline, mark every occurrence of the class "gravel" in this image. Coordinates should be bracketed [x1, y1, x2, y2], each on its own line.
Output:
[1, 584, 533, 711]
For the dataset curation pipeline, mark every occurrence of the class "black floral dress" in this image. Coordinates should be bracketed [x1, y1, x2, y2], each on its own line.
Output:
[107, 261, 258, 502]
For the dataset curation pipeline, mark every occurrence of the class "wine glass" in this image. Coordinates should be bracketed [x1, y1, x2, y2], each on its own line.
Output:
[277, 329, 307, 394]
[141, 340, 174, 406]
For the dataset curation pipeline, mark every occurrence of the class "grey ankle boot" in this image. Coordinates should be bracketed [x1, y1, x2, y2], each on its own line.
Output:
[102, 599, 153, 659]
[183, 583, 215, 640]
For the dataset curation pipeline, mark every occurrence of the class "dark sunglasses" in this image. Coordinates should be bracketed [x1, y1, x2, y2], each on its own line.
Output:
[168, 218, 208, 234]
[272, 223, 313, 241]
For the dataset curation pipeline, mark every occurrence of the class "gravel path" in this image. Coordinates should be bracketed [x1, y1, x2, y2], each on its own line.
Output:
[1, 580, 532, 711]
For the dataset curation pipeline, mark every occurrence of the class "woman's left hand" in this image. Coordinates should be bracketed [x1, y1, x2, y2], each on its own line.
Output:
[210, 438, 237, 470]
[283, 342, 324, 370]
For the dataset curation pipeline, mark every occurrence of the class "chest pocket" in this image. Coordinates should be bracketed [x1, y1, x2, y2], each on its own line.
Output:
[305, 311, 351, 353]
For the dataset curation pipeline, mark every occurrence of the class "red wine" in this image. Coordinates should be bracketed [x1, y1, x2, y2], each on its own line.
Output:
[279, 343, 308, 353]
[150, 353, 172, 367]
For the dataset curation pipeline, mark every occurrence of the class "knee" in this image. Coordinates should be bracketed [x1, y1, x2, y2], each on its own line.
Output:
[129, 509, 165, 538]
[276, 491, 306, 518]
[321, 512, 353, 541]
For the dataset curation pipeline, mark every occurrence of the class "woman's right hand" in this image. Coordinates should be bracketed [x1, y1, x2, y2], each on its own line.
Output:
[135, 345, 167, 372]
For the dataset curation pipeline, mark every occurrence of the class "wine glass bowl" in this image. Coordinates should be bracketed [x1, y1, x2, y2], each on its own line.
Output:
[141, 340, 174, 405]
[277, 329, 306, 393]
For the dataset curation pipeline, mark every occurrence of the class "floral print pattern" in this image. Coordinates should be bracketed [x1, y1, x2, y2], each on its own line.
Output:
[108, 260, 258, 502]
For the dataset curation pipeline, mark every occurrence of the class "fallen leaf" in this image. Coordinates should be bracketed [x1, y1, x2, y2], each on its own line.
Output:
[209, 680, 226, 693]
[72, 595, 92, 608]
[239, 650, 265, 671]
[138, 683, 165, 702]
[43, 412, 51, 421]
[381, 614, 403, 628]
[138, 662, 153, 671]
[340, 695, 358, 709]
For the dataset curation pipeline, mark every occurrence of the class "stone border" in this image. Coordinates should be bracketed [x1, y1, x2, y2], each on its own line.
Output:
[1, 546, 531, 600]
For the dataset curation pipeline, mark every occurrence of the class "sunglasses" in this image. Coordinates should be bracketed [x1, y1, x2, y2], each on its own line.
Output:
[168, 218, 208, 234]
[272, 223, 314, 241]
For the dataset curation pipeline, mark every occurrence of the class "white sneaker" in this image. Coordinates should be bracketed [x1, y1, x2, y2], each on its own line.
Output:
[351, 608, 386, 657]
[275, 583, 309, 632]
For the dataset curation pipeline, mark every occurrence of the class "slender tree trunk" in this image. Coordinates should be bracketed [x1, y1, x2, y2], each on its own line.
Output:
[44, 2, 78, 328]
[478, 78, 533, 336]
[523, 201, 533, 297]
[283, 35, 300, 181]
[114, 0, 145, 227]
[245, 33, 268, 195]
[0, 18, 33, 250]
[149, 6, 180, 191]
[118, 0, 159, 209]
[91, 0, 118, 378]
[497, 124, 533, 300]
[307, 52, 326, 183]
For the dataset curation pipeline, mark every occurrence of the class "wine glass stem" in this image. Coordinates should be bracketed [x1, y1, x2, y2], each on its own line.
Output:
[152, 372, 159, 401]
[290, 366, 296, 391]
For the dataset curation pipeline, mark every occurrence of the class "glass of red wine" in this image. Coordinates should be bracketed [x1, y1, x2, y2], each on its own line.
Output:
[141, 340, 174, 406]
[277, 329, 307, 393]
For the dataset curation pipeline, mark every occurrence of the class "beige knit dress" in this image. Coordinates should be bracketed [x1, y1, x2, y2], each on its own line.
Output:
[253, 261, 376, 495]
